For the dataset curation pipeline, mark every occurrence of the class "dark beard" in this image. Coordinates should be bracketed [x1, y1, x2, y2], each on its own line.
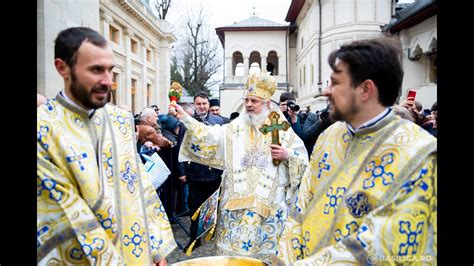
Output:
[329, 96, 358, 122]
[70, 69, 110, 109]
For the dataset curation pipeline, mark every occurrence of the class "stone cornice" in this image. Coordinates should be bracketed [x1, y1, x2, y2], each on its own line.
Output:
[116, 0, 176, 43]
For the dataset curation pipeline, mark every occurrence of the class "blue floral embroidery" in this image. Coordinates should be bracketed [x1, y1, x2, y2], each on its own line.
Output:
[74, 235, 105, 261]
[334, 221, 359, 242]
[346, 191, 372, 218]
[324, 186, 346, 214]
[400, 168, 429, 194]
[291, 231, 310, 260]
[120, 161, 138, 194]
[317, 152, 331, 179]
[246, 210, 255, 217]
[37, 175, 63, 201]
[38, 125, 50, 150]
[123, 222, 146, 258]
[191, 143, 201, 153]
[65, 146, 88, 171]
[363, 153, 394, 189]
[242, 240, 252, 251]
[398, 220, 424, 256]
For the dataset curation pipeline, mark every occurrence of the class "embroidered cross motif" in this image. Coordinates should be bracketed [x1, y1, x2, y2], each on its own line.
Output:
[356, 224, 368, 248]
[346, 191, 372, 218]
[317, 152, 331, 179]
[291, 231, 310, 260]
[398, 220, 424, 256]
[96, 207, 116, 234]
[66, 146, 88, 171]
[400, 168, 429, 194]
[363, 153, 394, 189]
[123, 222, 147, 258]
[119, 161, 138, 194]
[109, 112, 129, 134]
[259, 111, 290, 166]
[37, 175, 63, 201]
[334, 221, 359, 242]
[150, 235, 163, 251]
[38, 125, 50, 150]
[101, 147, 113, 179]
[73, 235, 105, 261]
[240, 149, 268, 169]
[324, 186, 347, 214]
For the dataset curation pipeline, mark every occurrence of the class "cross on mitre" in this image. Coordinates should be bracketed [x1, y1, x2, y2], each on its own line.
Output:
[259, 111, 290, 166]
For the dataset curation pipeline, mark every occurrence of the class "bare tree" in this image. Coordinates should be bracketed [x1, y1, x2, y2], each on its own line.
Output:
[171, 8, 221, 96]
[154, 0, 171, 20]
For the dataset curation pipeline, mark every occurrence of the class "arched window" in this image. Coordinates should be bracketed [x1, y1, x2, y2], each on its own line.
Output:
[267, 51, 278, 75]
[232, 51, 243, 76]
[249, 51, 261, 73]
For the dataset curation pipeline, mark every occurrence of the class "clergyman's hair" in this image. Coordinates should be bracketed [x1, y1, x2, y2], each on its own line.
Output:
[328, 36, 404, 106]
[54, 27, 108, 68]
[193, 91, 210, 102]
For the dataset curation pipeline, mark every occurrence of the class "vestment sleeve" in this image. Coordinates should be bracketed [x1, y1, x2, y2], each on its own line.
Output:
[178, 114, 226, 169]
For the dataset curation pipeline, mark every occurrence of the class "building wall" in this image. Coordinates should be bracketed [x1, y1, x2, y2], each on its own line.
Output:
[291, 0, 392, 111]
[220, 28, 289, 116]
[37, 0, 175, 114]
[223, 30, 288, 85]
[398, 15, 437, 109]
[37, 0, 100, 97]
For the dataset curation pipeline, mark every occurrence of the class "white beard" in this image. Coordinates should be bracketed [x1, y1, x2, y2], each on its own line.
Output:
[242, 105, 270, 127]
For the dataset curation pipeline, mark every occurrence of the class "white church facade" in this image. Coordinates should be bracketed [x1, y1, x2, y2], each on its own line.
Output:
[215, 0, 437, 114]
[37, 0, 176, 114]
[215, 17, 290, 116]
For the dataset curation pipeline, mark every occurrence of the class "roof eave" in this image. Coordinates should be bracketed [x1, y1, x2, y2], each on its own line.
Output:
[285, 0, 305, 23]
[388, 3, 437, 33]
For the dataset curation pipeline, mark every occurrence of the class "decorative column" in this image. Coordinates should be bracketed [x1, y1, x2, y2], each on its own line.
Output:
[243, 56, 249, 76]
[142, 40, 149, 109]
[154, 50, 160, 107]
[158, 40, 172, 111]
[261, 56, 267, 72]
[124, 27, 133, 110]
[278, 55, 285, 76]
[100, 11, 113, 42]
[225, 56, 233, 78]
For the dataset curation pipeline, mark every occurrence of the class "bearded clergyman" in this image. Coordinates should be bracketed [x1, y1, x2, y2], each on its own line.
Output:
[169, 71, 308, 263]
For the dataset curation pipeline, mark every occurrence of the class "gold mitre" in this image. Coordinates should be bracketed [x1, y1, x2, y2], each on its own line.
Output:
[244, 71, 277, 100]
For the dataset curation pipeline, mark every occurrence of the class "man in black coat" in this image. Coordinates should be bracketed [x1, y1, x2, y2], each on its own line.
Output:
[183, 92, 225, 252]
[300, 104, 334, 157]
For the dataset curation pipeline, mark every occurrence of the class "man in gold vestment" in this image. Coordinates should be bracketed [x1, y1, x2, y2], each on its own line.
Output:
[277, 37, 437, 265]
[37, 27, 176, 265]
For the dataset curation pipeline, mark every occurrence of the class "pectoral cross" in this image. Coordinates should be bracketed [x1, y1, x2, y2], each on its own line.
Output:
[259, 111, 290, 166]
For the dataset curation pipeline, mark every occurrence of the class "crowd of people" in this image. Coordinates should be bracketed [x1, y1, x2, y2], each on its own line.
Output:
[37, 26, 437, 265]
